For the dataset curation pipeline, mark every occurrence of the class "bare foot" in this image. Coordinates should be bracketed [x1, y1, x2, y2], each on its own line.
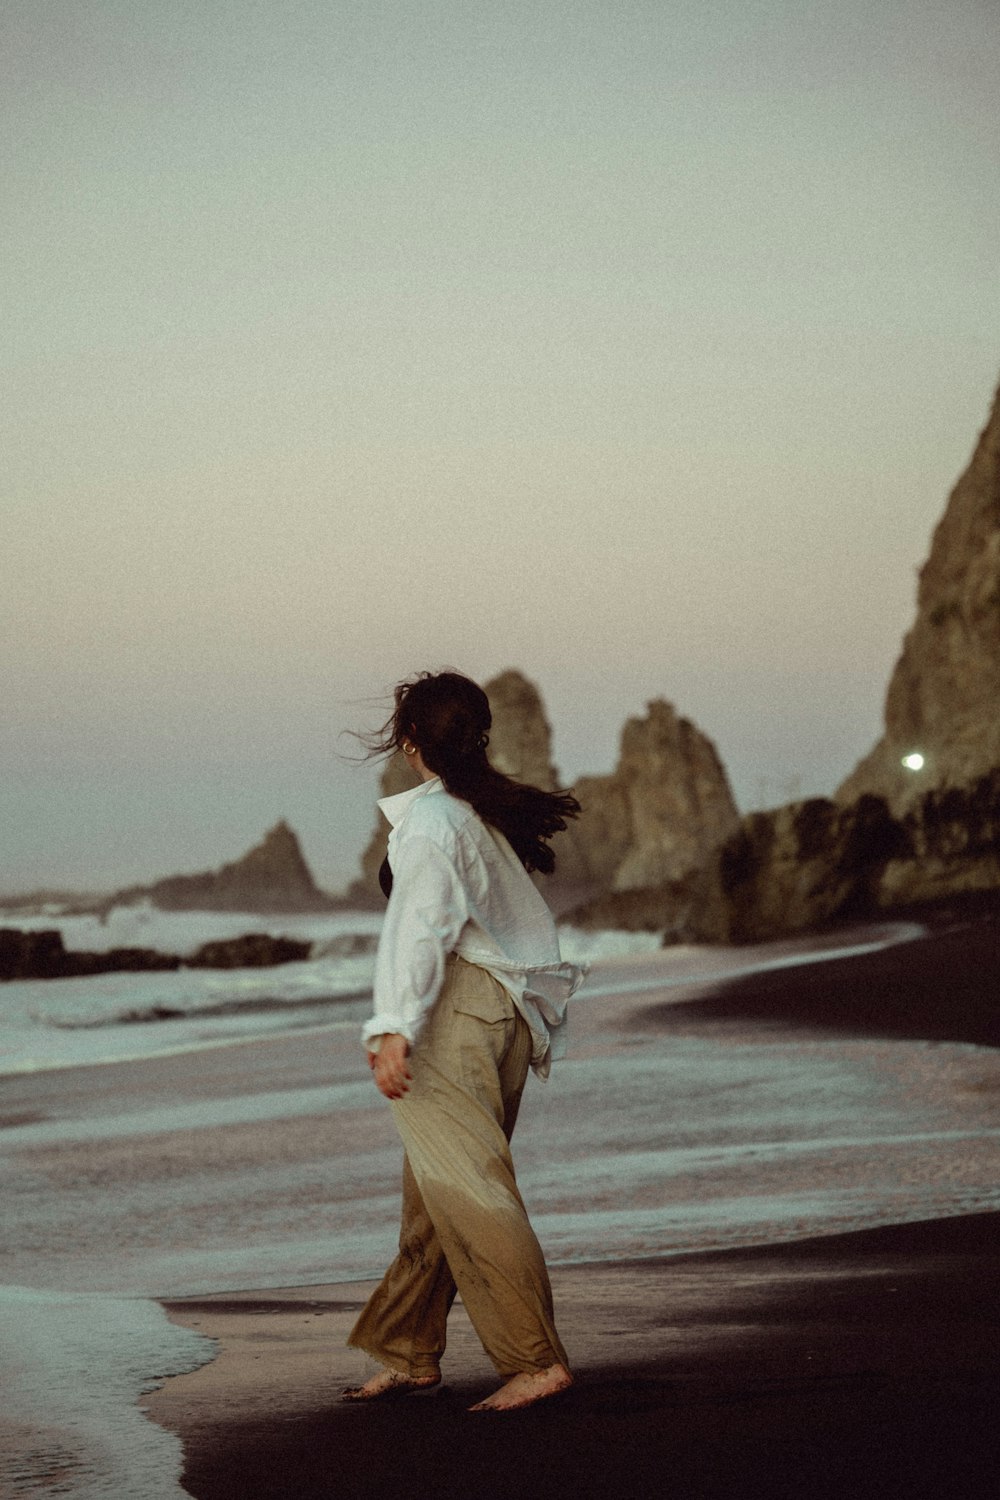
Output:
[468, 1363, 573, 1412]
[340, 1367, 440, 1402]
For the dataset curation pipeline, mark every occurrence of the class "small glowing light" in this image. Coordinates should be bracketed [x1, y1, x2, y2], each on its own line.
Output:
[901, 752, 925, 771]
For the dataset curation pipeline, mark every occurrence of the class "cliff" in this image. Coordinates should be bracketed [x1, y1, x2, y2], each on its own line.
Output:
[717, 770, 1000, 943]
[107, 821, 337, 914]
[837, 381, 1000, 812]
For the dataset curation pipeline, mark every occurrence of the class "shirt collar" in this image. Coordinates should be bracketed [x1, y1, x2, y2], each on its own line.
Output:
[377, 775, 444, 829]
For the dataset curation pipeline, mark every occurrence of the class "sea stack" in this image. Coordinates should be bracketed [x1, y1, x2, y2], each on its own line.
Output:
[481, 669, 561, 790]
[571, 699, 740, 891]
[106, 821, 335, 913]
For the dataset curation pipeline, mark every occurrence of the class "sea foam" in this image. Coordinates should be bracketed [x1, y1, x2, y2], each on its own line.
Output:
[0, 1286, 214, 1500]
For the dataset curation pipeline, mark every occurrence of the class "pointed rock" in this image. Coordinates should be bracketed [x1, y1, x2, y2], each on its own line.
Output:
[481, 670, 560, 789]
[572, 700, 740, 890]
[107, 821, 335, 913]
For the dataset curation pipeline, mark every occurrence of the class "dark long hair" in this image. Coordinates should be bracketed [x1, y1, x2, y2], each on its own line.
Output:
[366, 671, 579, 875]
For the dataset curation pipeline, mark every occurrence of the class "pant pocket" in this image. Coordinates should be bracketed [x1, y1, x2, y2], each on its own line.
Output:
[448, 962, 512, 1025]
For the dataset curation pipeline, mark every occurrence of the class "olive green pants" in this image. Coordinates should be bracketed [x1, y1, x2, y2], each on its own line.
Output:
[347, 956, 568, 1379]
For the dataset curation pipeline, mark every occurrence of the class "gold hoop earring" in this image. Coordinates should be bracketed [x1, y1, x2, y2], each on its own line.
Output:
[402, 741, 417, 757]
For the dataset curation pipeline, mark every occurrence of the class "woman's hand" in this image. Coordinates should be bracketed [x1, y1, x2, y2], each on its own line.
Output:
[369, 1034, 413, 1099]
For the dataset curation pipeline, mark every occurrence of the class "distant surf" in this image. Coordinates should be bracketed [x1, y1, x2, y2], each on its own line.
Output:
[0, 904, 663, 1076]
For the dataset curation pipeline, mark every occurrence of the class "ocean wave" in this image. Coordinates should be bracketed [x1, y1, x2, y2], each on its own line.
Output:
[2, 951, 379, 1045]
[0, 1286, 213, 1500]
[556, 926, 666, 963]
[48, 986, 373, 1030]
[0, 902, 385, 960]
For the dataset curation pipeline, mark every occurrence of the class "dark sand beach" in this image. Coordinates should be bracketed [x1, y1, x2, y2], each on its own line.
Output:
[644, 911, 1000, 1050]
[147, 912, 1000, 1500]
[150, 1213, 1000, 1500]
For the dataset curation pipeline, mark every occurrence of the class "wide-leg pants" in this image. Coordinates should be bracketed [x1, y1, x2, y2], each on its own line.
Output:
[347, 955, 568, 1379]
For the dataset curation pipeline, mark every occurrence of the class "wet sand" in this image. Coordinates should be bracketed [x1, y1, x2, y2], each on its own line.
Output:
[149, 1211, 1000, 1500]
[148, 911, 1000, 1499]
[642, 912, 1000, 1049]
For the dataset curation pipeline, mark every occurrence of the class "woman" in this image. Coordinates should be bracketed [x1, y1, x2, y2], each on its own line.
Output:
[343, 670, 584, 1412]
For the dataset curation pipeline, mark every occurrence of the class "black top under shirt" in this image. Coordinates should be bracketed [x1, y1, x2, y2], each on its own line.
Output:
[378, 854, 393, 900]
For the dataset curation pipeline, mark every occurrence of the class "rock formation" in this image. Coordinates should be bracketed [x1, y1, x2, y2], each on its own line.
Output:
[107, 821, 336, 914]
[837, 381, 1000, 813]
[347, 376, 1000, 939]
[351, 673, 739, 912]
[0, 928, 181, 981]
[0, 927, 316, 981]
[482, 670, 561, 789]
[483, 672, 592, 890]
[186, 933, 313, 968]
[716, 770, 1000, 943]
[567, 769, 1000, 944]
[558, 866, 729, 945]
[571, 700, 741, 891]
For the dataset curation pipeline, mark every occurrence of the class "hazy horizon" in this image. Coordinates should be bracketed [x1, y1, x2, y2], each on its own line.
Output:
[5, 0, 999, 894]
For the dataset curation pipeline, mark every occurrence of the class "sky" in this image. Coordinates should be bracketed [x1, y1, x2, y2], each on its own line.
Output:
[3, 0, 999, 895]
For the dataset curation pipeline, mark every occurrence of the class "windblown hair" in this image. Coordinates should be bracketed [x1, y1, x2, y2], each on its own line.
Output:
[365, 671, 580, 874]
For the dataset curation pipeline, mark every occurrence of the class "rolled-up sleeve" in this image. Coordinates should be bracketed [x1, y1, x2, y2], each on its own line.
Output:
[362, 830, 469, 1051]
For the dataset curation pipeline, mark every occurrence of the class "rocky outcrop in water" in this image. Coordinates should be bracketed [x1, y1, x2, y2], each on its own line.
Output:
[482, 672, 590, 889]
[0, 926, 316, 981]
[837, 382, 1000, 813]
[0, 928, 181, 981]
[107, 821, 336, 914]
[483, 670, 562, 789]
[186, 934, 312, 968]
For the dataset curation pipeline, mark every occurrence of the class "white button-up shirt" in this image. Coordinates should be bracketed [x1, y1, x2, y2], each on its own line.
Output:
[363, 777, 584, 1078]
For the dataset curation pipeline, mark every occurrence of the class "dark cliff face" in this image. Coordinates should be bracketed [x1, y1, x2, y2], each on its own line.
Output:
[838, 381, 1000, 812]
[706, 383, 1000, 944]
[716, 770, 1000, 943]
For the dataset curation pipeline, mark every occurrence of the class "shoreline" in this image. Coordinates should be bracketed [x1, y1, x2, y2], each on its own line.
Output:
[7, 914, 1000, 1496]
[145, 912, 1000, 1498]
[636, 913, 1000, 1049]
[0, 915, 919, 1083]
[149, 1210, 1000, 1500]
